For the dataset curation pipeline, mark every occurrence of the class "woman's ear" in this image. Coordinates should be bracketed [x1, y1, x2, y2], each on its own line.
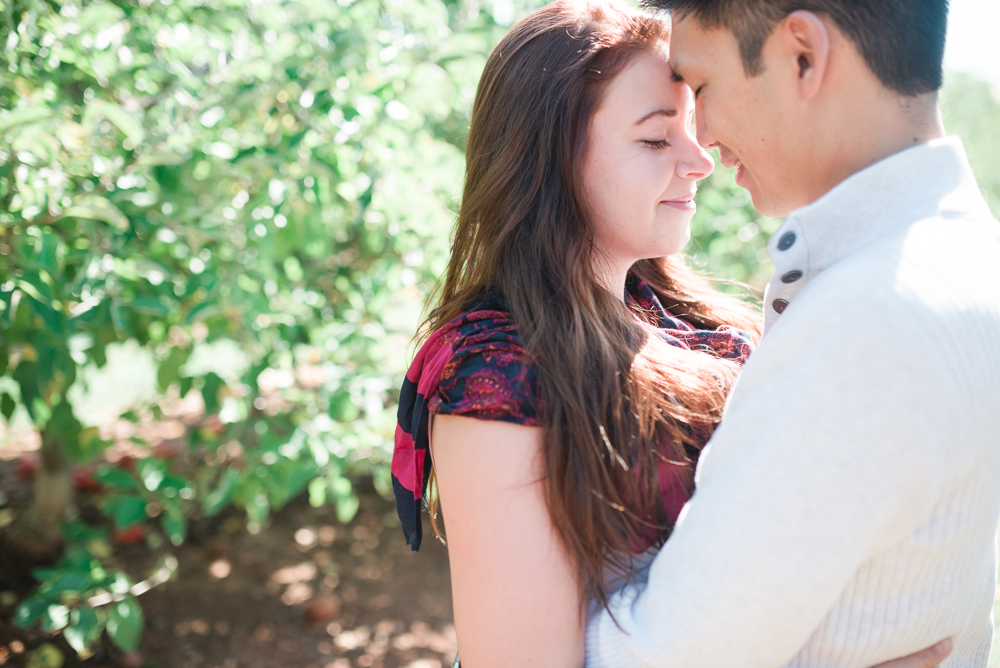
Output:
[781, 10, 830, 101]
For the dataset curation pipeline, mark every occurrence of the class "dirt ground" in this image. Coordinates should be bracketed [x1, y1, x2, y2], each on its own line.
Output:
[0, 446, 457, 668]
[133, 492, 456, 668]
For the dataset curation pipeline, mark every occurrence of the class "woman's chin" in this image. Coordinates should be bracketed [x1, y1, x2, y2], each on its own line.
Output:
[650, 235, 691, 259]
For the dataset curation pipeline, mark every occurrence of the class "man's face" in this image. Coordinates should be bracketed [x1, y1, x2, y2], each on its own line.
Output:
[670, 16, 805, 217]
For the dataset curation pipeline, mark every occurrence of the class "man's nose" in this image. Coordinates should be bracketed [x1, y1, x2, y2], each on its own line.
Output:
[695, 98, 717, 150]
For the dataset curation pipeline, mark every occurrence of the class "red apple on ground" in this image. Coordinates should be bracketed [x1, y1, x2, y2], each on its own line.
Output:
[71, 466, 103, 493]
[113, 524, 146, 546]
[16, 456, 39, 480]
[304, 594, 341, 624]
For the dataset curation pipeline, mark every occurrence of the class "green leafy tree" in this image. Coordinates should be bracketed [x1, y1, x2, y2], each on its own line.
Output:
[0, 0, 522, 653]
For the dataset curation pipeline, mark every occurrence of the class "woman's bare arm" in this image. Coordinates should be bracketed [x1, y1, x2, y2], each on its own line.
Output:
[432, 414, 583, 668]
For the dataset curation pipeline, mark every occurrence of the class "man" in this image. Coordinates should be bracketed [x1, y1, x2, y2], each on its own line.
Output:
[585, 1, 1000, 666]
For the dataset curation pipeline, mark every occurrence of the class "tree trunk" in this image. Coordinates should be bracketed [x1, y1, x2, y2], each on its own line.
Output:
[0, 433, 72, 584]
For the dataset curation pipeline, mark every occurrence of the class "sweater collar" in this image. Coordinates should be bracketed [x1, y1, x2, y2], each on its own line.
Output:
[761, 136, 992, 333]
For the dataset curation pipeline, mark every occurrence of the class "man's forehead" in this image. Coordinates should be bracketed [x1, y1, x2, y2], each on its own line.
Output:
[667, 15, 705, 74]
[669, 15, 731, 78]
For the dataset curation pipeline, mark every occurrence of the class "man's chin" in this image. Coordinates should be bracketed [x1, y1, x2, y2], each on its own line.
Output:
[742, 180, 792, 219]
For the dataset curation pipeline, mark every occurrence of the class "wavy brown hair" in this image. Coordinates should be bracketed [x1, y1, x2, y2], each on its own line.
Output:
[426, 0, 762, 611]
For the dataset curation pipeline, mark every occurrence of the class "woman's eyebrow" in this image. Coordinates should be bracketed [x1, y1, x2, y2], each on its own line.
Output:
[635, 109, 678, 125]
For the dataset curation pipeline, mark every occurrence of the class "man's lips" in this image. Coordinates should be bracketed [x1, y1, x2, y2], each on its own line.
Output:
[720, 155, 749, 187]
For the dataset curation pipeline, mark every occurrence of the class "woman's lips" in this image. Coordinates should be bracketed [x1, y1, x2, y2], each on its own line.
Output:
[661, 197, 696, 211]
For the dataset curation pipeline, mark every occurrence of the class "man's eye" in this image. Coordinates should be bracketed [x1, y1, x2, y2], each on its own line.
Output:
[642, 139, 670, 149]
[694, 85, 704, 99]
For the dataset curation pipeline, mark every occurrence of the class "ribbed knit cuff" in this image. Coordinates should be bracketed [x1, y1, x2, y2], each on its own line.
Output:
[583, 588, 640, 668]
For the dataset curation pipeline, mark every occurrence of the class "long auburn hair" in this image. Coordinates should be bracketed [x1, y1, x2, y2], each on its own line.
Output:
[425, 0, 762, 610]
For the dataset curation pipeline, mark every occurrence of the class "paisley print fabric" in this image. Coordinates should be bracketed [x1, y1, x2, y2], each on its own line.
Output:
[392, 278, 754, 551]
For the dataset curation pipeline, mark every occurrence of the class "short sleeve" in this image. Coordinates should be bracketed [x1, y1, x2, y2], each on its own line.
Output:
[427, 319, 541, 426]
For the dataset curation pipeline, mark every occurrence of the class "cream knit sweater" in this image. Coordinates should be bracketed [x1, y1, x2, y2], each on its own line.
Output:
[585, 137, 1000, 667]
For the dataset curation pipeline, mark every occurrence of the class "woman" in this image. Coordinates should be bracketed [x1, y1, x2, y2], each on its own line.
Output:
[391, 1, 954, 666]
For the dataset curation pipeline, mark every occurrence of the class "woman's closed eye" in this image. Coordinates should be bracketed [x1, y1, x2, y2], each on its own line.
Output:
[642, 139, 671, 149]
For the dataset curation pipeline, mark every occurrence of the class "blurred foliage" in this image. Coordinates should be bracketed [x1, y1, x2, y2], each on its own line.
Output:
[688, 163, 780, 292]
[941, 73, 1000, 217]
[0, 0, 531, 655]
[2, 0, 999, 658]
[14, 537, 157, 659]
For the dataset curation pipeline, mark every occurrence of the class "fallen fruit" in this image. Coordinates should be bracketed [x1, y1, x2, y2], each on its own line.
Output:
[113, 524, 146, 546]
[16, 457, 39, 480]
[304, 594, 341, 624]
[72, 466, 103, 493]
[152, 442, 181, 460]
[118, 651, 143, 668]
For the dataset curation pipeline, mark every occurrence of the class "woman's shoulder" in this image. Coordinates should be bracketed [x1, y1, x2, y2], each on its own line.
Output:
[411, 296, 541, 427]
[393, 294, 540, 550]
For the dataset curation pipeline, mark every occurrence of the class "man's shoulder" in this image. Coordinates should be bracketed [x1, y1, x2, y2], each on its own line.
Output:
[751, 211, 1000, 428]
[805, 212, 1000, 315]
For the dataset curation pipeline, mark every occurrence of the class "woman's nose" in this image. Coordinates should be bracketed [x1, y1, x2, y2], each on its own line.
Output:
[677, 134, 714, 181]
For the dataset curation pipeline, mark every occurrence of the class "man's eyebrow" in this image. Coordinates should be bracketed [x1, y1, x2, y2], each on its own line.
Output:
[635, 109, 678, 124]
[671, 69, 685, 83]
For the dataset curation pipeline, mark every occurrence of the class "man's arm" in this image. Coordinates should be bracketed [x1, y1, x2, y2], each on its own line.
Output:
[586, 284, 954, 667]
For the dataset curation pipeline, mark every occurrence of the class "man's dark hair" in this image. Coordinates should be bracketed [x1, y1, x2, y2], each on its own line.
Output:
[653, 0, 948, 96]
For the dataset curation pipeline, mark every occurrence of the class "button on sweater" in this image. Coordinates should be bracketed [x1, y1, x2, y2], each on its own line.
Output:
[586, 137, 1000, 668]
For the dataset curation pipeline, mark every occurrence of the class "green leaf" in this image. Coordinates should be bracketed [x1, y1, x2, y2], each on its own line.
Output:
[1, 392, 15, 420]
[157, 346, 191, 392]
[94, 466, 138, 489]
[158, 474, 192, 494]
[106, 597, 144, 653]
[202, 468, 239, 517]
[16, 274, 54, 306]
[0, 106, 52, 132]
[161, 510, 187, 546]
[13, 595, 51, 628]
[308, 477, 327, 507]
[42, 572, 87, 595]
[183, 301, 219, 324]
[60, 197, 129, 231]
[334, 490, 360, 524]
[138, 457, 168, 491]
[201, 372, 224, 414]
[102, 494, 147, 529]
[135, 150, 185, 167]
[40, 604, 70, 633]
[132, 297, 171, 317]
[96, 102, 145, 145]
[64, 607, 103, 655]
[331, 476, 359, 523]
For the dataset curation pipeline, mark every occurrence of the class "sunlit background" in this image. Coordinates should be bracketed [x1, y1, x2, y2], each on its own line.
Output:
[0, 0, 998, 665]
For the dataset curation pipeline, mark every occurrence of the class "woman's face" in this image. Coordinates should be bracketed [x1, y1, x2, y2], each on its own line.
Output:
[583, 50, 713, 276]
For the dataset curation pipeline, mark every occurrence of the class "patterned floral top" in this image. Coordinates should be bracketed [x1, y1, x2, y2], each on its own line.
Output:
[392, 275, 755, 551]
